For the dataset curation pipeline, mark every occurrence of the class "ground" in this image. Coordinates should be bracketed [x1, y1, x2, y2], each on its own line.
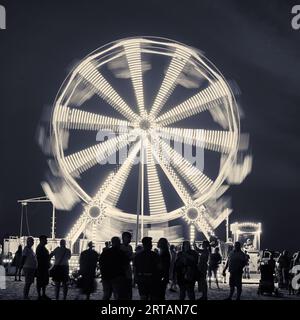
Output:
[1, 276, 300, 300]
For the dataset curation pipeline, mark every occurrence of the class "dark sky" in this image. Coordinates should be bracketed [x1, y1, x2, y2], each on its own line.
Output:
[0, 0, 299, 252]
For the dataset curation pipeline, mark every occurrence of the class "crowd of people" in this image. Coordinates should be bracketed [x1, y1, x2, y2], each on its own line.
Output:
[13, 236, 72, 300]
[6, 233, 300, 300]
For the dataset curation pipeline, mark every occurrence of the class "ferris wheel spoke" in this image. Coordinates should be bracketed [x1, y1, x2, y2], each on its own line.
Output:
[193, 214, 214, 240]
[54, 105, 130, 131]
[66, 214, 89, 244]
[158, 138, 213, 194]
[158, 127, 237, 154]
[77, 60, 140, 122]
[156, 80, 228, 126]
[145, 141, 167, 215]
[62, 131, 137, 176]
[92, 171, 116, 203]
[149, 48, 191, 118]
[100, 141, 141, 206]
[124, 41, 145, 116]
[67, 170, 118, 243]
[151, 138, 191, 206]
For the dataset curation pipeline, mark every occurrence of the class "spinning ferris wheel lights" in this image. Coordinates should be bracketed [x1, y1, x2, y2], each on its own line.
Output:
[145, 140, 168, 215]
[54, 105, 130, 131]
[155, 80, 228, 126]
[104, 142, 141, 207]
[45, 37, 250, 244]
[151, 138, 191, 207]
[156, 138, 213, 194]
[158, 127, 236, 154]
[124, 40, 145, 116]
[77, 60, 139, 122]
[149, 47, 191, 118]
[61, 132, 131, 176]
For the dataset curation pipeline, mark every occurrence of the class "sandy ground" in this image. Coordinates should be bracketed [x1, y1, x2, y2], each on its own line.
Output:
[0, 276, 299, 300]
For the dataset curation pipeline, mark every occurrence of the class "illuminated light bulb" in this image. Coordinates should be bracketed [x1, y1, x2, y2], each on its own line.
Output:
[190, 224, 196, 243]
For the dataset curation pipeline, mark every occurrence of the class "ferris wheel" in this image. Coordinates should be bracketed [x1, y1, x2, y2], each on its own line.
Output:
[50, 37, 240, 245]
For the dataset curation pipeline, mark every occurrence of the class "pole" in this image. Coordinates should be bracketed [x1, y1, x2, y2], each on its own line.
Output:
[135, 143, 142, 246]
[140, 139, 145, 240]
[20, 203, 25, 238]
[257, 223, 261, 251]
[51, 204, 55, 239]
[226, 212, 229, 242]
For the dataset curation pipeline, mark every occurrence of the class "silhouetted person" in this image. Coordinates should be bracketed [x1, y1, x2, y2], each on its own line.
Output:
[278, 250, 290, 289]
[120, 232, 133, 300]
[243, 250, 250, 279]
[36, 235, 51, 300]
[208, 247, 222, 289]
[13, 245, 23, 281]
[50, 239, 71, 300]
[99, 236, 129, 300]
[175, 241, 198, 300]
[223, 242, 247, 300]
[102, 241, 110, 253]
[21, 237, 37, 300]
[134, 237, 160, 300]
[194, 240, 210, 300]
[169, 245, 177, 292]
[79, 241, 99, 300]
[133, 245, 143, 288]
[157, 238, 171, 300]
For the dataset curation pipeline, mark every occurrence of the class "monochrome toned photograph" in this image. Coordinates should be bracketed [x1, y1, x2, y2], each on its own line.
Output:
[0, 0, 299, 317]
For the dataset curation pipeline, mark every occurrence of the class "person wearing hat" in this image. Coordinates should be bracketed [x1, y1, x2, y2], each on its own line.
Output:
[36, 235, 51, 300]
[79, 241, 99, 300]
[133, 237, 160, 300]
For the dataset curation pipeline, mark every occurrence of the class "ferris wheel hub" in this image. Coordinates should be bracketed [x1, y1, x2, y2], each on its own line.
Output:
[88, 205, 102, 219]
[139, 118, 152, 131]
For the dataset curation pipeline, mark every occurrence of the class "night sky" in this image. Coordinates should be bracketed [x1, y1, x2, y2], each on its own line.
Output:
[0, 0, 300, 252]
